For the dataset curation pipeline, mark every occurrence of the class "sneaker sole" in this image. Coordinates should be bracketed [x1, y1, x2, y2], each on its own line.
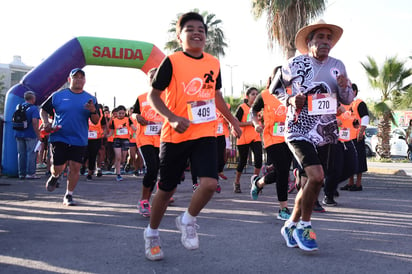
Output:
[280, 226, 298, 248]
[292, 229, 318, 251]
[277, 215, 290, 221]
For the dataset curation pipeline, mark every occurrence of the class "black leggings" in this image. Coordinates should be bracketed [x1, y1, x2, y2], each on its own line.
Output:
[264, 142, 293, 202]
[236, 141, 263, 173]
[140, 145, 160, 191]
[85, 139, 102, 171]
[217, 135, 226, 173]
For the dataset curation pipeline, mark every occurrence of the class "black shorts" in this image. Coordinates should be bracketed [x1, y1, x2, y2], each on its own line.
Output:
[50, 142, 87, 166]
[113, 138, 130, 151]
[158, 137, 218, 192]
[287, 140, 321, 169]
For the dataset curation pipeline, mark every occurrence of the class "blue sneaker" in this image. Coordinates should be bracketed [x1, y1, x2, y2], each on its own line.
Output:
[250, 175, 262, 200]
[277, 207, 292, 221]
[292, 225, 318, 251]
[280, 224, 298, 248]
[116, 174, 123, 182]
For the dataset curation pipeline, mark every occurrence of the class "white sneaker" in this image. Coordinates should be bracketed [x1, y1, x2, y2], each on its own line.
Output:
[175, 214, 199, 250]
[143, 229, 164, 261]
[63, 194, 75, 206]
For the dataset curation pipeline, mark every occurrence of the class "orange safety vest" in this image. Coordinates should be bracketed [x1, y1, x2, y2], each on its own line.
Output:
[137, 92, 164, 147]
[237, 102, 261, 145]
[350, 99, 364, 138]
[129, 115, 138, 144]
[337, 104, 358, 142]
[261, 89, 287, 148]
[112, 117, 131, 139]
[88, 108, 104, 139]
[160, 51, 219, 143]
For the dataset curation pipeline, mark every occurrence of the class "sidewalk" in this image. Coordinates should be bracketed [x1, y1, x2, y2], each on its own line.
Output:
[0, 166, 411, 273]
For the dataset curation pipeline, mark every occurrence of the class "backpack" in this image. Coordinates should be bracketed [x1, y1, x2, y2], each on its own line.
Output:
[12, 104, 30, 130]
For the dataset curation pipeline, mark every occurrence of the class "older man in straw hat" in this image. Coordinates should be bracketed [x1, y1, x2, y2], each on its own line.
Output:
[271, 19, 354, 251]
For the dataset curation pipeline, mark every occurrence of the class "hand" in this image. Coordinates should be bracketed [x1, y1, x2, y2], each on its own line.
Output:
[168, 115, 190, 133]
[336, 75, 348, 89]
[136, 114, 148, 126]
[41, 123, 53, 133]
[290, 93, 306, 109]
[85, 99, 96, 113]
[230, 120, 242, 138]
[254, 123, 263, 133]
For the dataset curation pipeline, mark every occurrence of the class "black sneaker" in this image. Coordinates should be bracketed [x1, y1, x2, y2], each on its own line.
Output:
[96, 169, 103, 177]
[86, 174, 92, 181]
[63, 194, 75, 206]
[322, 196, 337, 206]
[340, 184, 352, 191]
[313, 200, 325, 212]
[46, 175, 59, 192]
[349, 185, 363, 191]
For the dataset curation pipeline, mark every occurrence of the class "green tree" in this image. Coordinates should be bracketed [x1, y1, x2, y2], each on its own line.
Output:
[361, 56, 412, 158]
[251, 0, 326, 58]
[164, 9, 228, 59]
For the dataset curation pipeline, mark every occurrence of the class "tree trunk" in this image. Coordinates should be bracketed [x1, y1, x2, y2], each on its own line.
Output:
[376, 111, 391, 159]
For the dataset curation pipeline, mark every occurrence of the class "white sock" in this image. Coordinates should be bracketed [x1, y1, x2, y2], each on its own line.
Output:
[145, 225, 159, 237]
[298, 221, 311, 228]
[182, 210, 196, 225]
[65, 191, 73, 196]
[285, 219, 297, 228]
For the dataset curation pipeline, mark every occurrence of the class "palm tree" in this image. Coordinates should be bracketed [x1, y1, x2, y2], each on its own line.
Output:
[164, 9, 228, 59]
[361, 56, 412, 158]
[251, 0, 326, 58]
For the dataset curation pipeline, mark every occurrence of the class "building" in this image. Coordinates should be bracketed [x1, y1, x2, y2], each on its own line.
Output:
[0, 56, 33, 114]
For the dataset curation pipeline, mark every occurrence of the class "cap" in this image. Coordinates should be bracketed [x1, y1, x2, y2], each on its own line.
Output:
[70, 68, 85, 77]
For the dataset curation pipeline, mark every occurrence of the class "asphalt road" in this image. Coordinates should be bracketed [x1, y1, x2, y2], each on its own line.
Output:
[0, 163, 411, 274]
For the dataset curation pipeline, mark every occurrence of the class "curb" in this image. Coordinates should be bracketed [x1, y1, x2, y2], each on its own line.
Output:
[367, 167, 407, 176]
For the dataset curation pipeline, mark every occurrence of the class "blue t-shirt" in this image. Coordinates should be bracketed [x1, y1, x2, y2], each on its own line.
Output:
[14, 103, 40, 139]
[41, 88, 97, 146]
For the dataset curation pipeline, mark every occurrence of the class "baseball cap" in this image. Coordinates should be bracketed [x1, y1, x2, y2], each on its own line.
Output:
[70, 68, 85, 77]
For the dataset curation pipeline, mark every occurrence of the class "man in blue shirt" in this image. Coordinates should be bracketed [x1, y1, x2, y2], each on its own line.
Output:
[14, 91, 41, 179]
[40, 68, 100, 206]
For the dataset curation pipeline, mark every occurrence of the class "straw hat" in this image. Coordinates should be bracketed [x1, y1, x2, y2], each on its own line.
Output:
[295, 19, 343, 54]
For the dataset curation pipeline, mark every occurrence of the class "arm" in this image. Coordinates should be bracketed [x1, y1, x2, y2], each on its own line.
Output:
[32, 118, 40, 139]
[250, 94, 264, 133]
[85, 100, 99, 125]
[215, 90, 241, 138]
[148, 88, 190, 133]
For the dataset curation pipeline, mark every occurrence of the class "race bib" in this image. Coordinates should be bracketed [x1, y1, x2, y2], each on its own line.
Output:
[307, 93, 337, 115]
[145, 122, 162, 136]
[217, 122, 224, 134]
[88, 130, 98, 139]
[187, 99, 217, 124]
[116, 127, 128, 136]
[339, 127, 351, 141]
[272, 122, 285, 136]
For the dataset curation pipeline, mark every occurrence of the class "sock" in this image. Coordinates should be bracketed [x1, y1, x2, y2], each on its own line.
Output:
[65, 191, 73, 196]
[52, 174, 59, 178]
[181, 210, 196, 225]
[298, 221, 311, 228]
[285, 219, 297, 228]
[145, 225, 159, 237]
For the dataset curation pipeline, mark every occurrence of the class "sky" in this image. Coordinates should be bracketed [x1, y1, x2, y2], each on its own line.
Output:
[1, 0, 411, 108]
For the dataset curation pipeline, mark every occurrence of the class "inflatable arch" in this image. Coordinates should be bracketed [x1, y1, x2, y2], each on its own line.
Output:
[2, 36, 165, 176]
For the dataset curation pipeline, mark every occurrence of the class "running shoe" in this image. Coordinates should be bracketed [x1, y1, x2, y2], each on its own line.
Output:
[349, 185, 363, 191]
[63, 194, 75, 206]
[138, 200, 151, 217]
[277, 207, 292, 220]
[233, 183, 242, 193]
[168, 196, 175, 205]
[96, 169, 103, 177]
[280, 224, 298, 248]
[45, 175, 59, 192]
[340, 184, 352, 191]
[25, 174, 40, 179]
[322, 195, 337, 206]
[218, 173, 227, 180]
[143, 229, 164, 261]
[216, 183, 221, 193]
[250, 175, 262, 200]
[292, 225, 318, 251]
[313, 200, 325, 213]
[86, 174, 92, 181]
[192, 183, 199, 192]
[116, 174, 123, 182]
[175, 214, 199, 250]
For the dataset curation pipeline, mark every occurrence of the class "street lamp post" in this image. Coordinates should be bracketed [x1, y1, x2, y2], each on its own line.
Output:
[226, 64, 237, 98]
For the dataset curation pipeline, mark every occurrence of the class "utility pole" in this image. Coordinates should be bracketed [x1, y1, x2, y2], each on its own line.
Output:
[226, 64, 237, 98]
